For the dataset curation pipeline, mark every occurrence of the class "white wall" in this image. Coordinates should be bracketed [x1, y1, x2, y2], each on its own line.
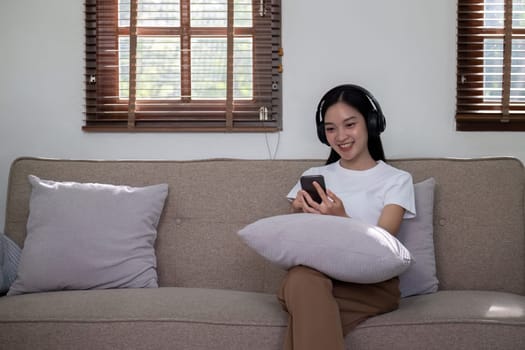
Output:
[1, 0, 524, 229]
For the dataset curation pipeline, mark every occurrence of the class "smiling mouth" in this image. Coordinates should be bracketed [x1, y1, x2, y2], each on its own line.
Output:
[338, 142, 353, 150]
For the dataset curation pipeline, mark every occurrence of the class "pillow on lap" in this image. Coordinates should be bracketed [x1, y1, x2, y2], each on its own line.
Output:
[238, 213, 413, 284]
[7, 175, 168, 296]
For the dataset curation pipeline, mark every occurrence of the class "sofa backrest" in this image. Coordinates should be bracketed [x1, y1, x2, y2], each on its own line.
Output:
[4, 157, 525, 295]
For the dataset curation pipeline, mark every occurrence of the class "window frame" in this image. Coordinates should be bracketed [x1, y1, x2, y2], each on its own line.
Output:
[456, 0, 525, 131]
[84, 0, 282, 132]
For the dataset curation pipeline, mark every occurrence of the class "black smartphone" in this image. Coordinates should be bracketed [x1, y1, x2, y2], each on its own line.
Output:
[300, 175, 326, 204]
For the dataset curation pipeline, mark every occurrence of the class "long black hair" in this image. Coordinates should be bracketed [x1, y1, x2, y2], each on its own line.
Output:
[317, 86, 386, 165]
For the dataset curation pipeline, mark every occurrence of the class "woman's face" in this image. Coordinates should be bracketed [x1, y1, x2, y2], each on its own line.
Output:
[323, 102, 374, 169]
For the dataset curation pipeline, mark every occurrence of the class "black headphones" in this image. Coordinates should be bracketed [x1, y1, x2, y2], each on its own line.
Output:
[315, 84, 386, 145]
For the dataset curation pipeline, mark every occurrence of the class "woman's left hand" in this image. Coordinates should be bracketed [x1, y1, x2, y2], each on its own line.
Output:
[303, 182, 349, 218]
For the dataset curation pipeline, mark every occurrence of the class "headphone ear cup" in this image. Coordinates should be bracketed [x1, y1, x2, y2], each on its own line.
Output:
[367, 111, 379, 137]
[367, 110, 386, 137]
[317, 123, 329, 145]
[377, 111, 386, 134]
[315, 106, 329, 145]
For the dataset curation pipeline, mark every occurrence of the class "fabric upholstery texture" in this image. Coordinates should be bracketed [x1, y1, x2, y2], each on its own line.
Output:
[7, 175, 168, 295]
[346, 290, 525, 349]
[238, 213, 412, 283]
[0, 287, 287, 350]
[0, 288, 523, 350]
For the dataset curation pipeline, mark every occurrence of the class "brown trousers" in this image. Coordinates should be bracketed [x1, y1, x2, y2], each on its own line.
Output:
[277, 265, 400, 350]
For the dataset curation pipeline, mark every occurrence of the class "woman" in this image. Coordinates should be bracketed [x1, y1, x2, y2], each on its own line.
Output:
[278, 84, 416, 350]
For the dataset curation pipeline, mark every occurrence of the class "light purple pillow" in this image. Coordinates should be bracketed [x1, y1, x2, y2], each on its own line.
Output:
[8, 175, 168, 296]
[398, 178, 438, 297]
[238, 213, 413, 284]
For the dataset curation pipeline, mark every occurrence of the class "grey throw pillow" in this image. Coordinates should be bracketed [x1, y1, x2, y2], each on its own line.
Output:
[398, 177, 439, 297]
[7, 175, 168, 296]
[0, 232, 22, 294]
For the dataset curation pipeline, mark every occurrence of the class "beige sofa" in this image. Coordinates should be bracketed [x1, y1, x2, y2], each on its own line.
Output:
[1, 157, 524, 349]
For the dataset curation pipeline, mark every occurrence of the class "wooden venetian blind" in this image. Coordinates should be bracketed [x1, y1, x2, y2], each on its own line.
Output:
[85, 0, 282, 132]
[456, 0, 525, 131]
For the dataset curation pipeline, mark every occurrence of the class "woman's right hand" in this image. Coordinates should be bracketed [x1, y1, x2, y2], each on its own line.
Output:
[290, 189, 310, 213]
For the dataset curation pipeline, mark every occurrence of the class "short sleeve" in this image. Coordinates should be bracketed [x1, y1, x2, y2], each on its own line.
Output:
[384, 173, 416, 219]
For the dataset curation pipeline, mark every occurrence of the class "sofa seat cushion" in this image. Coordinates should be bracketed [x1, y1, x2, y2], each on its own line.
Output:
[0, 287, 288, 350]
[348, 290, 525, 349]
[0, 287, 289, 324]
[1, 289, 524, 350]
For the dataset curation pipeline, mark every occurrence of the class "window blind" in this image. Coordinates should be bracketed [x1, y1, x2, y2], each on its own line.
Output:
[85, 0, 282, 132]
[456, 0, 525, 131]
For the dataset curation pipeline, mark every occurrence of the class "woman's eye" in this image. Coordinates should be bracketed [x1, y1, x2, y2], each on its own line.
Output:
[325, 127, 335, 133]
[345, 123, 355, 128]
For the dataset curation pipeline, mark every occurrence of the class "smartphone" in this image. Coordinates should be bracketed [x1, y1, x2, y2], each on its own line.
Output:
[300, 175, 326, 204]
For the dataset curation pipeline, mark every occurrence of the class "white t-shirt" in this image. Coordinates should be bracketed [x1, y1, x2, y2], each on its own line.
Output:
[287, 160, 416, 226]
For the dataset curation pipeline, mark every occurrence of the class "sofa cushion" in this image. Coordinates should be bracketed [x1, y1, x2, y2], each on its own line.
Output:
[0, 287, 288, 350]
[398, 178, 438, 297]
[346, 290, 525, 349]
[238, 213, 412, 284]
[0, 288, 523, 350]
[7, 175, 168, 295]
